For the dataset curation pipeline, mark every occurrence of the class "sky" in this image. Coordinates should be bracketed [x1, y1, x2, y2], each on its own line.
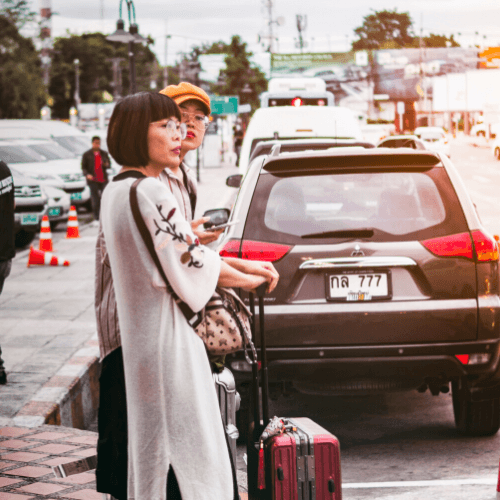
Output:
[27, 0, 500, 68]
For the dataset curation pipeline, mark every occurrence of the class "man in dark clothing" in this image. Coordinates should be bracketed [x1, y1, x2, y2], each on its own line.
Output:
[81, 136, 111, 221]
[0, 160, 15, 384]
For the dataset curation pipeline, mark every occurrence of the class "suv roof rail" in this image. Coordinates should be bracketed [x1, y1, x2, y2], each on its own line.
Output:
[263, 149, 441, 172]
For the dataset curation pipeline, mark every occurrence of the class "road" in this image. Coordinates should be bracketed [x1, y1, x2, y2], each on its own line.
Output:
[237, 136, 500, 500]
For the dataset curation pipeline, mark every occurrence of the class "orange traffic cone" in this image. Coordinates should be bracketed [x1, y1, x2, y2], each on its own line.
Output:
[27, 246, 70, 267]
[66, 205, 80, 239]
[39, 215, 53, 252]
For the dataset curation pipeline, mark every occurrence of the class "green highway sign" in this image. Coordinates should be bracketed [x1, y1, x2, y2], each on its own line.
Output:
[210, 96, 239, 115]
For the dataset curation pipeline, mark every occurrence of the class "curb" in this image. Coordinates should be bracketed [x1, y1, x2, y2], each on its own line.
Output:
[13, 334, 100, 430]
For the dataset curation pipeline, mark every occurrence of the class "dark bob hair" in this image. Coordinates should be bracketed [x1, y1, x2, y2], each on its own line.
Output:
[107, 92, 181, 167]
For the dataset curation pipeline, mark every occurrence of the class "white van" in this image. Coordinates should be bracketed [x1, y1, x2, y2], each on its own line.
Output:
[238, 106, 363, 171]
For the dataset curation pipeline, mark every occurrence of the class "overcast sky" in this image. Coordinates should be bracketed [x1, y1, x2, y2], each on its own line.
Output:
[28, 0, 500, 66]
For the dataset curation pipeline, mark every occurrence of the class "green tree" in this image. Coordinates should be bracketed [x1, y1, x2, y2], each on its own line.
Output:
[49, 33, 159, 118]
[182, 35, 268, 113]
[0, 15, 46, 118]
[422, 33, 460, 48]
[0, 0, 35, 28]
[352, 9, 415, 50]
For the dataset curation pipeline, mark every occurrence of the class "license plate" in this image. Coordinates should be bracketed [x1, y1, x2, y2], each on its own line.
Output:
[327, 272, 390, 301]
[21, 214, 39, 225]
[70, 192, 82, 201]
[48, 207, 61, 217]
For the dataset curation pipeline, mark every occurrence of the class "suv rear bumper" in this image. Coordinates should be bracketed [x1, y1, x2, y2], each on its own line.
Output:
[230, 339, 500, 399]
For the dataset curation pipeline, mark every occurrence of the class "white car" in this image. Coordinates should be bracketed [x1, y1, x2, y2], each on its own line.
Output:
[43, 185, 71, 228]
[419, 130, 451, 158]
[0, 139, 91, 208]
[414, 126, 447, 138]
[492, 136, 500, 160]
[470, 121, 500, 138]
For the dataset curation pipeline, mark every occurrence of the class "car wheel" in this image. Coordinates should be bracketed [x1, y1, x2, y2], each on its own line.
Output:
[14, 230, 36, 248]
[83, 200, 93, 212]
[495, 148, 500, 160]
[452, 379, 500, 436]
[49, 221, 59, 231]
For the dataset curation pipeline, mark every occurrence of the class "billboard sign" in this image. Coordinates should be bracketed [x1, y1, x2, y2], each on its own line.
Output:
[373, 47, 480, 101]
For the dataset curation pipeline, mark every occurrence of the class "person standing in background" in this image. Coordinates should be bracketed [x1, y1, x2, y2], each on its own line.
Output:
[81, 136, 111, 223]
[0, 160, 15, 384]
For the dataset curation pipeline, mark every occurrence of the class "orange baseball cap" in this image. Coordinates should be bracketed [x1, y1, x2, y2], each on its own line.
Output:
[160, 82, 211, 115]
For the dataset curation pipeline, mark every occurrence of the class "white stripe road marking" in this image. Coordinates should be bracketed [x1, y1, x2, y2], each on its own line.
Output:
[343, 477, 497, 489]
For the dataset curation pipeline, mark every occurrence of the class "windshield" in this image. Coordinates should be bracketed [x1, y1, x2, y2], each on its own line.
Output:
[244, 167, 468, 243]
[53, 136, 90, 155]
[28, 142, 76, 160]
[0, 145, 47, 163]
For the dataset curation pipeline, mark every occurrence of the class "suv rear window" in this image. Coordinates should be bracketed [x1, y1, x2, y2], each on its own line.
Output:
[244, 166, 468, 243]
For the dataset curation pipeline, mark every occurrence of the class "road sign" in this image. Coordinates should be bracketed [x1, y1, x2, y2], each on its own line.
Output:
[397, 101, 405, 114]
[210, 96, 239, 115]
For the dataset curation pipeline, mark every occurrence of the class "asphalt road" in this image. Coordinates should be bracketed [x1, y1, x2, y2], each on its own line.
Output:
[237, 137, 500, 500]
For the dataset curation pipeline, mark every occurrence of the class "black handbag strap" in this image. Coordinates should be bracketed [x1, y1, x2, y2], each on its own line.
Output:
[129, 178, 202, 328]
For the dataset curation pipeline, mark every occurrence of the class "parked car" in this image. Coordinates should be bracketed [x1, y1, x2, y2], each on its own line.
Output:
[221, 147, 500, 438]
[419, 129, 451, 157]
[377, 135, 427, 150]
[470, 121, 500, 138]
[43, 185, 71, 229]
[10, 167, 48, 247]
[0, 139, 91, 208]
[491, 136, 500, 160]
[238, 106, 363, 172]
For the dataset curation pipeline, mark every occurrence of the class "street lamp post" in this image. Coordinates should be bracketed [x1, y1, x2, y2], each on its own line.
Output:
[106, 0, 146, 95]
[73, 59, 81, 110]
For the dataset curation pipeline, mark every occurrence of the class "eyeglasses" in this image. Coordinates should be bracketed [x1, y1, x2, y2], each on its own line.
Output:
[180, 111, 210, 130]
[164, 120, 187, 140]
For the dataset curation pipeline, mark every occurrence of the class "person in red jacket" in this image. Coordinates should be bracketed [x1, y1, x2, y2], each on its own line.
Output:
[81, 136, 111, 222]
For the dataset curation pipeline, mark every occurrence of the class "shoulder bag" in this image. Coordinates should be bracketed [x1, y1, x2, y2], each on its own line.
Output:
[129, 178, 253, 357]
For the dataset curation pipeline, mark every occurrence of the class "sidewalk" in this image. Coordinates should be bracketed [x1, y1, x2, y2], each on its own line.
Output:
[0, 160, 246, 497]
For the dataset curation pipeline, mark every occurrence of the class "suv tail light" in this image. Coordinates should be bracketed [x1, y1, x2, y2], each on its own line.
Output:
[219, 239, 292, 262]
[471, 230, 499, 262]
[421, 232, 473, 259]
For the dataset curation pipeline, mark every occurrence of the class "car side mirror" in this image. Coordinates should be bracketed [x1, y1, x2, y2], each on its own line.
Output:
[202, 208, 230, 229]
[226, 174, 242, 188]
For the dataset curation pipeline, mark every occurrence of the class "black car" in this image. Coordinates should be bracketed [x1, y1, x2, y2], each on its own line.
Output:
[221, 147, 500, 438]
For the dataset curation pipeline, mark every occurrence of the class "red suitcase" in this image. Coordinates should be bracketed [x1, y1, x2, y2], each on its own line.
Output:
[246, 284, 342, 500]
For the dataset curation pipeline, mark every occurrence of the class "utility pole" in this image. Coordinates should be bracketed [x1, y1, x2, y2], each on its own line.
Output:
[296, 15, 307, 53]
[100, 0, 105, 32]
[107, 57, 124, 99]
[266, 0, 274, 54]
[40, 0, 52, 87]
[163, 33, 171, 88]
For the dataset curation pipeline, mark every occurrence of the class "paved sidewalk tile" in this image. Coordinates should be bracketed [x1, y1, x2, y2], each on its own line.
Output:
[0, 426, 100, 500]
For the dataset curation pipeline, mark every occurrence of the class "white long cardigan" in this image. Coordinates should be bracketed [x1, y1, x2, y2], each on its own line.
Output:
[101, 175, 233, 500]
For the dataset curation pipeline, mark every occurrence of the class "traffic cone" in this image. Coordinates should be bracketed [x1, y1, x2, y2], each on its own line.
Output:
[38, 215, 53, 252]
[66, 205, 80, 239]
[27, 247, 70, 267]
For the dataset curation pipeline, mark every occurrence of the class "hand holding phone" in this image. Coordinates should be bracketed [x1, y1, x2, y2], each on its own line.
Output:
[206, 220, 239, 232]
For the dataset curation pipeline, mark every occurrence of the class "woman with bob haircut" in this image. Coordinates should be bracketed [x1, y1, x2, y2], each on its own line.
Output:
[100, 92, 277, 500]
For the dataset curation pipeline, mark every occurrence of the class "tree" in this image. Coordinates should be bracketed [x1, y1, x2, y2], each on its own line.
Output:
[423, 33, 460, 48]
[352, 10, 460, 51]
[352, 9, 415, 50]
[182, 35, 268, 113]
[0, 15, 46, 118]
[0, 0, 35, 28]
[49, 33, 160, 118]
